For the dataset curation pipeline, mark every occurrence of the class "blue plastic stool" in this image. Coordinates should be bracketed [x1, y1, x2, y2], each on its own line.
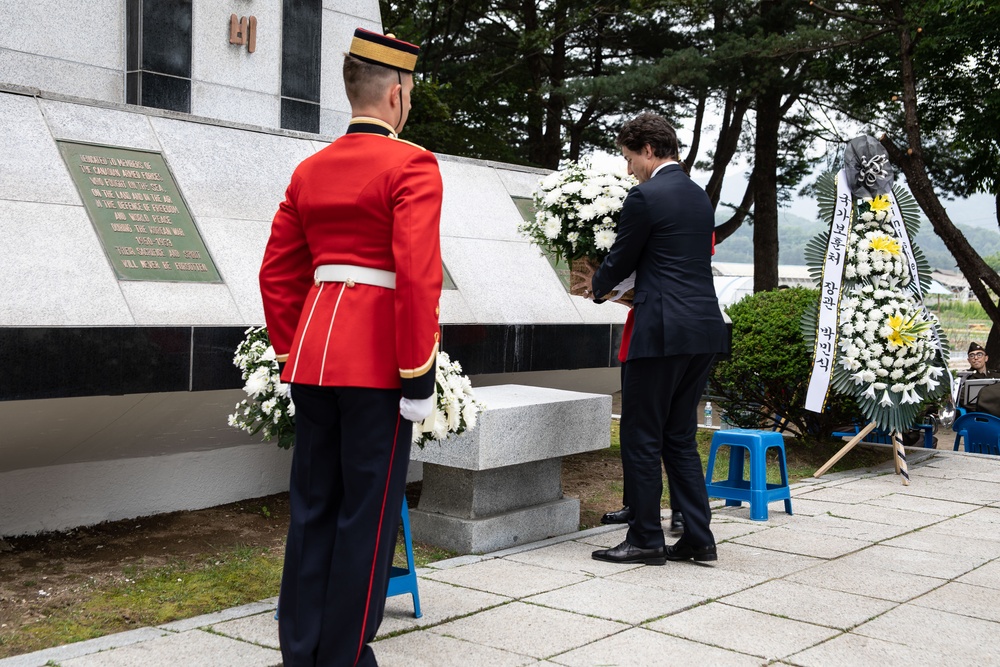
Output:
[705, 428, 793, 521]
[386, 496, 422, 618]
[275, 497, 421, 620]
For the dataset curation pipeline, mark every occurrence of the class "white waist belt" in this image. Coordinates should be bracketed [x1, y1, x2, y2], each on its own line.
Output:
[314, 264, 396, 289]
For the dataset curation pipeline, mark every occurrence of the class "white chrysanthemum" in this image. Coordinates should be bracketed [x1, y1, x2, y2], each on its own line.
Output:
[578, 204, 599, 221]
[561, 181, 583, 194]
[581, 183, 602, 200]
[542, 189, 563, 207]
[543, 217, 561, 239]
[860, 211, 874, 221]
[244, 367, 271, 398]
[594, 229, 617, 251]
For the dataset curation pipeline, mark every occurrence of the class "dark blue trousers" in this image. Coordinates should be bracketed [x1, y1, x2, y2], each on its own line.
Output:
[621, 354, 715, 549]
[620, 362, 678, 513]
[280, 384, 412, 667]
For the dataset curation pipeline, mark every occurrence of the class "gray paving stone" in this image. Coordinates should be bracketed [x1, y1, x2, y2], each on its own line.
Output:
[778, 497, 841, 516]
[711, 519, 770, 542]
[0, 628, 169, 667]
[901, 477, 1000, 505]
[609, 560, 768, 599]
[788, 512, 912, 542]
[882, 528, 1000, 560]
[503, 539, 645, 577]
[711, 505, 798, 525]
[573, 527, 628, 548]
[784, 560, 945, 602]
[208, 612, 279, 649]
[377, 578, 511, 637]
[525, 576, 704, 625]
[158, 600, 277, 632]
[709, 542, 822, 578]
[835, 543, 986, 580]
[919, 515, 1000, 544]
[549, 627, 765, 667]
[422, 557, 588, 599]
[718, 579, 895, 630]
[852, 603, 1000, 664]
[955, 558, 1000, 590]
[644, 602, 838, 661]
[785, 632, 958, 667]
[374, 632, 535, 667]
[428, 601, 627, 659]
[59, 630, 281, 667]
[824, 501, 941, 528]
[910, 581, 1000, 622]
[730, 526, 872, 559]
[795, 485, 892, 505]
[865, 492, 976, 517]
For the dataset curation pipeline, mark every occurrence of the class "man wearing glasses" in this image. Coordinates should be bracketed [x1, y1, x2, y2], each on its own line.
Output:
[967, 342, 998, 378]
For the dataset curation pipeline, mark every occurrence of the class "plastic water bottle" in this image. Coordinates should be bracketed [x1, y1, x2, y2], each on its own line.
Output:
[704, 401, 713, 428]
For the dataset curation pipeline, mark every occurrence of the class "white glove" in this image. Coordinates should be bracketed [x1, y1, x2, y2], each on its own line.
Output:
[400, 395, 434, 422]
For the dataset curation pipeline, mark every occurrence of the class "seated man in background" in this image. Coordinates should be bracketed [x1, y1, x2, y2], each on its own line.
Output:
[966, 342, 999, 379]
[958, 342, 1000, 414]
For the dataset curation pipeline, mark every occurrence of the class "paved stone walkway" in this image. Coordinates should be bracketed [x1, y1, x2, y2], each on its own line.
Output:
[6, 448, 1000, 666]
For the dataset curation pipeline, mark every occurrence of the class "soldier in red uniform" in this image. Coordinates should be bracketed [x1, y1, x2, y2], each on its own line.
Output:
[259, 28, 442, 667]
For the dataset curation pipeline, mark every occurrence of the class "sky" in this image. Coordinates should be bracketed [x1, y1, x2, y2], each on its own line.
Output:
[587, 149, 997, 229]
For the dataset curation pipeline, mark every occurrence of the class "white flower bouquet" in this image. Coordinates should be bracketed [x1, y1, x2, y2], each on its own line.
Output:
[412, 350, 485, 448]
[228, 328, 483, 450]
[229, 326, 295, 449]
[520, 159, 635, 296]
[805, 178, 949, 433]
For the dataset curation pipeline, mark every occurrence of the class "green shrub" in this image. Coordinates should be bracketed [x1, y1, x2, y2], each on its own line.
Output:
[710, 287, 858, 442]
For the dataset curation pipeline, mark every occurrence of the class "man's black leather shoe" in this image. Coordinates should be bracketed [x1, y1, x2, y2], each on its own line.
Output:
[592, 540, 666, 565]
[669, 511, 685, 537]
[600, 506, 633, 525]
[664, 541, 717, 562]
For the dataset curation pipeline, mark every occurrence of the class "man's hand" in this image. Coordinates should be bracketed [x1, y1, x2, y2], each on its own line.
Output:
[400, 395, 434, 422]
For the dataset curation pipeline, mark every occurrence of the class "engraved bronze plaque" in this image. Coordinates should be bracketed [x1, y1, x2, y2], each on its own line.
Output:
[58, 141, 222, 283]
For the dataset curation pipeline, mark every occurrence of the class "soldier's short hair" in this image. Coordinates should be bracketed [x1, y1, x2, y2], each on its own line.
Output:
[342, 54, 402, 108]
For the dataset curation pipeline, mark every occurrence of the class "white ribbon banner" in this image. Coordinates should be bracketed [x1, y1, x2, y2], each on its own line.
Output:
[806, 169, 853, 413]
[887, 194, 922, 298]
[888, 194, 955, 392]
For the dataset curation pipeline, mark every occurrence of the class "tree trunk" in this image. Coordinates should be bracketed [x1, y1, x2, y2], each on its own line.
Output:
[752, 84, 781, 292]
[882, 0, 1000, 358]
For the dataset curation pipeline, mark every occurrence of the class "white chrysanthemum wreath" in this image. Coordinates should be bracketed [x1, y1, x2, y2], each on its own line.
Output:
[229, 327, 483, 449]
[520, 159, 635, 263]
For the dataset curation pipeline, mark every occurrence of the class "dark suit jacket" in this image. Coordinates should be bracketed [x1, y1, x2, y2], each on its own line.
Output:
[592, 163, 729, 359]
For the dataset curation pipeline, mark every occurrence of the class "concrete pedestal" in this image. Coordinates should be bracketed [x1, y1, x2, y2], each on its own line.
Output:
[409, 384, 610, 554]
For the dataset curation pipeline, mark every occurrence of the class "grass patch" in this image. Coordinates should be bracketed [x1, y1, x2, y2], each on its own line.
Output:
[6, 545, 284, 657]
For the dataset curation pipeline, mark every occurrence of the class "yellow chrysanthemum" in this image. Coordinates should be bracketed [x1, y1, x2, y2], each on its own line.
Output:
[869, 234, 901, 256]
[869, 195, 892, 212]
[885, 312, 929, 348]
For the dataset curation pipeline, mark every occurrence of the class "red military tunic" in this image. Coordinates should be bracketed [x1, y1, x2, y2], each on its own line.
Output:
[259, 118, 443, 398]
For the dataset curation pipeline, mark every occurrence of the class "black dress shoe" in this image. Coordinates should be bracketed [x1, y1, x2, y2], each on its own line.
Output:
[664, 541, 717, 562]
[669, 511, 685, 537]
[592, 540, 666, 565]
[600, 506, 633, 525]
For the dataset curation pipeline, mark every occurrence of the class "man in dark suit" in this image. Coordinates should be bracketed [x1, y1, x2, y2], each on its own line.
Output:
[584, 112, 729, 564]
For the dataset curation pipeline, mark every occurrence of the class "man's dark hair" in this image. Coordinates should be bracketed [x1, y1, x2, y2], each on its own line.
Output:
[616, 112, 680, 160]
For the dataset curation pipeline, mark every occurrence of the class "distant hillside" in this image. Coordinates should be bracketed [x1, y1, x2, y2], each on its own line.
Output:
[712, 211, 1000, 270]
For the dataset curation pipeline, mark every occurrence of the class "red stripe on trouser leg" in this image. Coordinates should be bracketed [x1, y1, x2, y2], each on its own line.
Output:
[354, 412, 402, 665]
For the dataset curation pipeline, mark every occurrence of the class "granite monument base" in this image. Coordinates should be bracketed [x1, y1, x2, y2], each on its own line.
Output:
[409, 384, 610, 554]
